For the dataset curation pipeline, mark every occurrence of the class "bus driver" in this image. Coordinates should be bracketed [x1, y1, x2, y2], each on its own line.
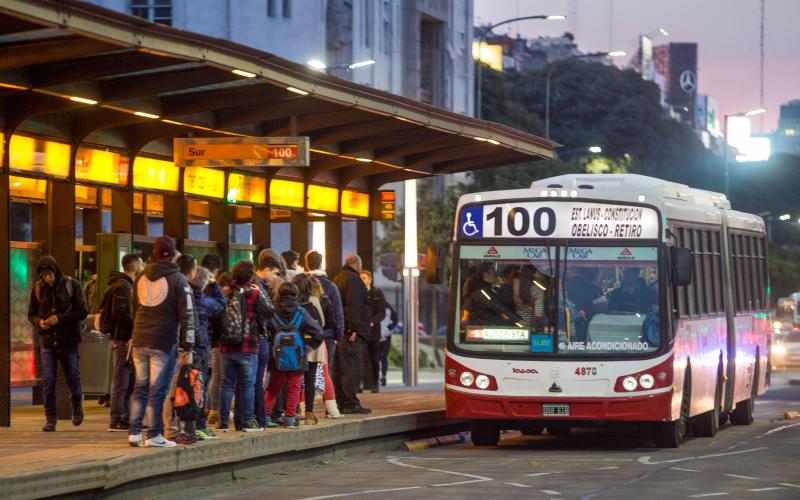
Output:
[608, 267, 657, 314]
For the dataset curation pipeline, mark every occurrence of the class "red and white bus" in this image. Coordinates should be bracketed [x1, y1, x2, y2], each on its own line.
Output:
[445, 174, 770, 447]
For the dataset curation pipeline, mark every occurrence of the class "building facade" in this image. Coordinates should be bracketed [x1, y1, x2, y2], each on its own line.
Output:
[773, 100, 800, 157]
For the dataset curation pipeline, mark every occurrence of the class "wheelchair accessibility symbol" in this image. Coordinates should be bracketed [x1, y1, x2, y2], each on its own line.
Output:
[460, 206, 483, 238]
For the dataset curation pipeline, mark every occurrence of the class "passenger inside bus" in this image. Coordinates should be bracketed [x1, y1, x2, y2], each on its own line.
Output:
[607, 267, 657, 313]
[565, 266, 605, 342]
[498, 265, 550, 332]
[461, 262, 523, 327]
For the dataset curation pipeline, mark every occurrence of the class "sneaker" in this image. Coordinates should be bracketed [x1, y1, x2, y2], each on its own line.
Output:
[128, 434, 144, 447]
[242, 419, 264, 432]
[109, 422, 130, 432]
[207, 410, 220, 427]
[42, 420, 56, 432]
[196, 428, 219, 440]
[216, 425, 229, 433]
[174, 432, 198, 445]
[281, 417, 299, 429]
[271, 416, 287, 427]
[145, 434, 177, 448]
[264, 418, 280, 428]
[343, 405, 372, 415]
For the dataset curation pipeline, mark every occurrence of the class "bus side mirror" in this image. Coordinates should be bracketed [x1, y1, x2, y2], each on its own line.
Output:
[671, 247, 693, 286]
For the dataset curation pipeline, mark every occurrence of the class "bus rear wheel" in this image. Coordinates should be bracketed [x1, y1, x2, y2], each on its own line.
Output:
[470, 420, 500, 446]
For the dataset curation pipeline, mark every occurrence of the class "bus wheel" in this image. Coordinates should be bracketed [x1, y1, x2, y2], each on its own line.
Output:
[546, 423, 572, 436]
[520, 422, 544, 436]
[731, 360, 758, 426]
[652, 377, 690, 448]
[694, 375, 721, 437]
[470, 420, 500, 446]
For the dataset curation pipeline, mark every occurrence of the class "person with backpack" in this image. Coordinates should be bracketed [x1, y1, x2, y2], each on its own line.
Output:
[304, 250, 344, 379]
[255, 249, 287, 426]
[27, 255, 89, 432]
[101, 254, 144, 431]
[205, 270, 231, 428]
[264, 282, 324, 429]
[218, 260, 274, 433]
[128, 236, 196, 448]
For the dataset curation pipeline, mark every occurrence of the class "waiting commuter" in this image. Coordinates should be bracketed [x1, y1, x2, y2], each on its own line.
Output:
[128, 236, 196, 448]
[378, 303, 398, 387]
[205, 271, 231, 427]
[305, 250, 344, 378]
[28, 255, 89, 432]
[332, 254, 372, 414]
[308, 275, 343, 419]
[360, 270, 386, 393]
[257, 249, 286, 300]
[102, 254, 145, 432]
[218, 260, 274, 433]
[282, 250, 302, 279]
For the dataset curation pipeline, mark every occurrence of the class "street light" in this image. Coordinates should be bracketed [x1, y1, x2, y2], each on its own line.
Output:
[588, 145, 603, 154]
[475, 14, 566, 119]
[545, 51, 626, 139]
[779, 213, 791, 221]
[307, 59, 376, 73]
[723, 107, 767, 196]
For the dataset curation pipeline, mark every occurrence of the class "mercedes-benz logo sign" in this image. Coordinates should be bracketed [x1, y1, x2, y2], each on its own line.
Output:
[680, 70, 696, 94]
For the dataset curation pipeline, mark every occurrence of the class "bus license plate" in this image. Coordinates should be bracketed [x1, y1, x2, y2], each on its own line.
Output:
[543, 404, 570, 416]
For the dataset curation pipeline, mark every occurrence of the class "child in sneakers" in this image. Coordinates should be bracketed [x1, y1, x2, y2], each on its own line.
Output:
[264, 282, 323, 428]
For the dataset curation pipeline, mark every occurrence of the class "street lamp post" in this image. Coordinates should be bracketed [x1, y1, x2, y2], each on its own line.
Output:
[475, 14, 566, 119]
[723, 107, 766, 196]
[545, 51, 626, 140]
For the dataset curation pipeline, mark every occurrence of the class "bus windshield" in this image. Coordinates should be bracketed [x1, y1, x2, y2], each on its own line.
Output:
[453, 245, 662, 357]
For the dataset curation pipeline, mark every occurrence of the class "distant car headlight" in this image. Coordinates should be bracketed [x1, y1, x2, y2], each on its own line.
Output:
[622, 376, 638, 391]
[475, 374, 490, 389]
[773, 344, 787, 356]
[460, 371, 475, 386]
[639, 373, 655, 389]
[774, 321, 782, 330]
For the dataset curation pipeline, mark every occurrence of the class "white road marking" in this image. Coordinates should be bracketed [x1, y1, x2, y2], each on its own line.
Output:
[506, 483, 531, 488]
[595, 466, 621, 470]
[638, 447, 767, 465]
[386, 457, 493, 487]
[747, 487, 787, 492]
[689, 493, 729, 498]
[527, 472, 553, 477]
[724, 474, 759, 480]
[297, 486, 423, 500]
[755, 422, 800, 439]
[673, 468, 701, 472]
[541, 490, 561, 495]
[779, 483, 800, 488]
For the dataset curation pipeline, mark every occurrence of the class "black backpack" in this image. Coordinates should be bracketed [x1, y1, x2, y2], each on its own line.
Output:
[220, 289, 248, 346]
[97, 288, 116, 335]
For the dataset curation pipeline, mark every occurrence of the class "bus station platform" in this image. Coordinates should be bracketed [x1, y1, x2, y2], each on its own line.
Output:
[0, 377, 456, 499]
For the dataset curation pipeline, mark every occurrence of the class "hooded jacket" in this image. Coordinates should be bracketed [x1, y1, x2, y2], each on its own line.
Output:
[366, 286, 388, 342]
[104, 270, 134, 342]
[332, 265, 371, 339]
[270, 290, 323, 371]
[192, 282, 226, 349]
[131, 261, 196, 354]
[27, 256, 88, 348]
[308, 270, 344, 341]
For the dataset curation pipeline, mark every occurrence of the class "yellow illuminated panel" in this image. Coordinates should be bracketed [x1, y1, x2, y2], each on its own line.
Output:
[9, 175, 46, 201]
[133, 157, 179, 192]
[0, 132, 4, 169]
[75, 147, 129, 186]
[184, 167, 225, 199]
[75, 185, 98, 207]
[234, 205, 253, 222]
[101, 189, 111, 208]
[187, 200, 210, 220]
[471, 41, 504, 71]
[307, 184, 339, 213]
[9, 135, 70, 178]
[269, 179, 304, 208]
[341, 190, 370, 217]
[228, 173, 266, 205]
[147, 194, 164, 214]
[134, 192, 143, 212]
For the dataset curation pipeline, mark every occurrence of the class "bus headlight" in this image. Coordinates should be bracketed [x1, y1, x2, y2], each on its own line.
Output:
[639, 373, 655, 389]
[475, 374, 490, 389]
[622, 376, 638, 391]
[460, 371, 475, 387]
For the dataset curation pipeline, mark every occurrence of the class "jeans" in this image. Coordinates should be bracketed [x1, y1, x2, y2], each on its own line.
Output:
[195, 346, 210, 430]
[379, 336, 391, 380]
[220, 352, 257, 427]
[265, 371, 303, 418]
[361, 339, 380, 390]
[207, 348, 222, 411]
[129, 346, 177, 439]
[109, 340, 134, 425]
[333, 335, 363, 409]
[254, 338, 269, 427]
[41, 345, 82, 421]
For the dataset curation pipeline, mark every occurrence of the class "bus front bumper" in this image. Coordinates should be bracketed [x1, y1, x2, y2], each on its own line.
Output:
[445, 386, 673, 422]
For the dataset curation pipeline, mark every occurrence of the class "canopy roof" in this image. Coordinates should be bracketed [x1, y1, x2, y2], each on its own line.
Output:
[0, 0, 555, 190]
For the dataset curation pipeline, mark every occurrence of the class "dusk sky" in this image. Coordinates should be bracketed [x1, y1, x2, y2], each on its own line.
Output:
[474, 0, 800, 134]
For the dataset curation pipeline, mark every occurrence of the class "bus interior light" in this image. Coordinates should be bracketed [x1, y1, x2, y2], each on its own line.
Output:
[639, 373, 655, 389]
[622, 376, 638, 391]
[460, 371, 475, 387]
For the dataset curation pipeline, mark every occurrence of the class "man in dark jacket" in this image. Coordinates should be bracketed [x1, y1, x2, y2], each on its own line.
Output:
[104, 254, 144, 431]
[305, 250, 344, 377]
[332, 254, 372, 414]
[128, 236, 196, 448]
[28, 255, 89, 432]
[360, 270, 386, 393]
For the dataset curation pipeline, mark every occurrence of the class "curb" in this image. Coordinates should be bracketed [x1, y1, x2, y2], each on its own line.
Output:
[404, 432, 469, 451]
[0, 410, 462, 499]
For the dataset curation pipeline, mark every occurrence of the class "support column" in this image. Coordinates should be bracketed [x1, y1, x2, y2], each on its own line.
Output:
[47, 181, 76, 420]
[290, 210, 309, 256]
[356, 219, 374, 271]
[82, 207, 101, 245]
[252, 205, 271, 253]
[325, 215, 342, 272]
[30, 204, 47, 405]
[208, 201, 229, 268]
[162, 193, 187, 251]
[111, 189, 133, 234]
[0, 168, 10, 426]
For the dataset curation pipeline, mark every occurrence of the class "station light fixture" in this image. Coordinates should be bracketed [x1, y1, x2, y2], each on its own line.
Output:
[69, 96, 98, 105]
[133, 111, 160, 119]
[355, 157, 372, 163]
[286, 86, 309, 96]
[348, 59, 376, 69]
[231, 69, 257, 78]
[546, 15, 567, 20]
[307, 59, 327, 71]
[607, 51, 627, 57]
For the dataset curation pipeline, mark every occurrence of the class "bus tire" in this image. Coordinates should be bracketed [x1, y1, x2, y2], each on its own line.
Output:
[546, 423, 571, 436]
[470, 420, 500, 446]
[731, 357, 758, 426]
[652, 374, 690, 448]
[694, 374, 721, 437]
[520, 422, 544, 436]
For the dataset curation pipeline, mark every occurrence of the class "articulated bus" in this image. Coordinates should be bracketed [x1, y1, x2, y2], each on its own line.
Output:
[445, 174, 770, 448]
